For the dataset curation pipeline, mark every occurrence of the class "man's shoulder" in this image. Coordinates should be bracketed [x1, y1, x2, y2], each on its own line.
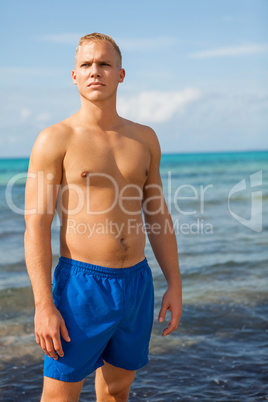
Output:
[30, 120, 74, 166]
[34, 120, 73, 152]
[122, 119, 161, 161]
[122, 118, 159, 143]
[38, 120, 73, 143]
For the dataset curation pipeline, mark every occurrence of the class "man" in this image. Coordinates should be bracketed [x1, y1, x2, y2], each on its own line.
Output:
[24, 33, 182, 401]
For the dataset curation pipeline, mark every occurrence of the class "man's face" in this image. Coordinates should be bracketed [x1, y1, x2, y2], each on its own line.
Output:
[72, 41, 125, 103]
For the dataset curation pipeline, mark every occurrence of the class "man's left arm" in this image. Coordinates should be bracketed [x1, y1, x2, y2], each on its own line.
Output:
[142, 128, 182, 337]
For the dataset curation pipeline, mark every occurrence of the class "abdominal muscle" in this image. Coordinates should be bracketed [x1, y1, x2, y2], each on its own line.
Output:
[58, 190, 146, 268]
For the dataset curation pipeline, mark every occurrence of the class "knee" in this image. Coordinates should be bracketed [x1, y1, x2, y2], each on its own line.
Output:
[106, 386, 130, 402]
[109, 390, 129, 402]
[95, 363, 135, 402]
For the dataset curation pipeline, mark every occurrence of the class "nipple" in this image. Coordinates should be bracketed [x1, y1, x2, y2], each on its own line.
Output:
[81, 171, 89, 178]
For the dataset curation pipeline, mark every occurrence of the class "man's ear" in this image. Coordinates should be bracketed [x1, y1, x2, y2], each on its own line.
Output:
[72, 70, 77, 85]
[118, 68, 125, 83]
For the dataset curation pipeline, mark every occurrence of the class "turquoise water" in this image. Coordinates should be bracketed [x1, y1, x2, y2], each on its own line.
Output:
[0, 151, 268, 401]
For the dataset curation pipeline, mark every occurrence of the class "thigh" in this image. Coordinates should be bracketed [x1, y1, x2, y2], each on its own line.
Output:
[41, 376, 84, 402]
[95, 361, 136, 401]
[103, 264, 154, 370]
[44, 267, 123, 382]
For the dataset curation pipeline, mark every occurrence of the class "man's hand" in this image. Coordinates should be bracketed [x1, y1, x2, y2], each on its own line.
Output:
[158, 286, 182, 337]
[34, 304, 71, 359]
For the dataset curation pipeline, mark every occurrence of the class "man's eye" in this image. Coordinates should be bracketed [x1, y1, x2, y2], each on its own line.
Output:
[81, 63, 89, 67]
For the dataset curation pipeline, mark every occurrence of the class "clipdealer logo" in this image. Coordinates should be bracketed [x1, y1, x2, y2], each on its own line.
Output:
[228, 170, 263, 233]
[5, 169, 264, 234]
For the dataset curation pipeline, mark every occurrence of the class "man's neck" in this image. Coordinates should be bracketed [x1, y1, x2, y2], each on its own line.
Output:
[77, 97, 121, 130]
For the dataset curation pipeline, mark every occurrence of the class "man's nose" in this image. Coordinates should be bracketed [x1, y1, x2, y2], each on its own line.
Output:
[90, 63, 100, 77]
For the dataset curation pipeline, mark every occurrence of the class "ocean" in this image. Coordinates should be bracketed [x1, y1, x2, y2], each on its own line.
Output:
[0, 151, 267, 401]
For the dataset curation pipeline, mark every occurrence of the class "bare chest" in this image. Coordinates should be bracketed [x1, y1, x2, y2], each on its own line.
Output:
[62, 132, 150, 188]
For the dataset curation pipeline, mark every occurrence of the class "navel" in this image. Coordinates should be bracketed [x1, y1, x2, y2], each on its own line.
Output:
[119, 237, 128, 251]
[145, 168, 149, 177]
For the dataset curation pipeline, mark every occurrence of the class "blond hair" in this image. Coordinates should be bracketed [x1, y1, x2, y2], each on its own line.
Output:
[75, 33, 122, 68]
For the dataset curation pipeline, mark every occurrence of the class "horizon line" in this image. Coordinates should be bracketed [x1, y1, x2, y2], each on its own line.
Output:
[0, 148, 267, 159]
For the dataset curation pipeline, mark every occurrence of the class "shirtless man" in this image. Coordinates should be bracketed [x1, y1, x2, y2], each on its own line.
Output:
[24, 33, 182, 402]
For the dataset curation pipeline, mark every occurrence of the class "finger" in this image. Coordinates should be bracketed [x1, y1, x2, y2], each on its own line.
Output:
[44, 336, 58, 360]
[162, 323, 174, 337]
[52, 335, 64, 358]
[35, 333, 40, 345]
[158, 305, 168, 323]
[60, 321, 71, 343]
[162, 318, 179, 336]
[39, 336, 51, 357]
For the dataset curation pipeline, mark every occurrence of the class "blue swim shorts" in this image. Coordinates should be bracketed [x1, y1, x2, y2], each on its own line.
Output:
[43, 256, 154, 382]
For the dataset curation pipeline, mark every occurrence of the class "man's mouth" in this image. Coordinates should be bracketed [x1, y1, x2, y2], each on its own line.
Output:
[88, 82, 105, 87]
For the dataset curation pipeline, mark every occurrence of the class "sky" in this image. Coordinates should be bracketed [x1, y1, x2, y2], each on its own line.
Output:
[0, 0, 267, 157]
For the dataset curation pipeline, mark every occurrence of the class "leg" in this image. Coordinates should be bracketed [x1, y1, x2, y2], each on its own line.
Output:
[41, 376, 84, 402]
[95, 361, 136, 402]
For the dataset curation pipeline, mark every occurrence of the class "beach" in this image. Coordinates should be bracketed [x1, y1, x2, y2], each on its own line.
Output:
[0, 151, 267, 401]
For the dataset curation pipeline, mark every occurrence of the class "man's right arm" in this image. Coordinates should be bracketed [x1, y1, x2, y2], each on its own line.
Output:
[24, 125, 70, 360]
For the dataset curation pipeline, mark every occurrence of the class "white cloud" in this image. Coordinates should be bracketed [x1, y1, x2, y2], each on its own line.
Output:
[37, 33, 179, 52]
[8, 136, 17, 144]
[222, 15, 248, 23]
[37, 33, 82, 45]
[20, 108, 32, 120]
[189, 43, 268, 59]
[0, 67, 55, 76]
[36, 112, 52, 122]
[116, 36, 179, 52]
[118, 88, 201, 123]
